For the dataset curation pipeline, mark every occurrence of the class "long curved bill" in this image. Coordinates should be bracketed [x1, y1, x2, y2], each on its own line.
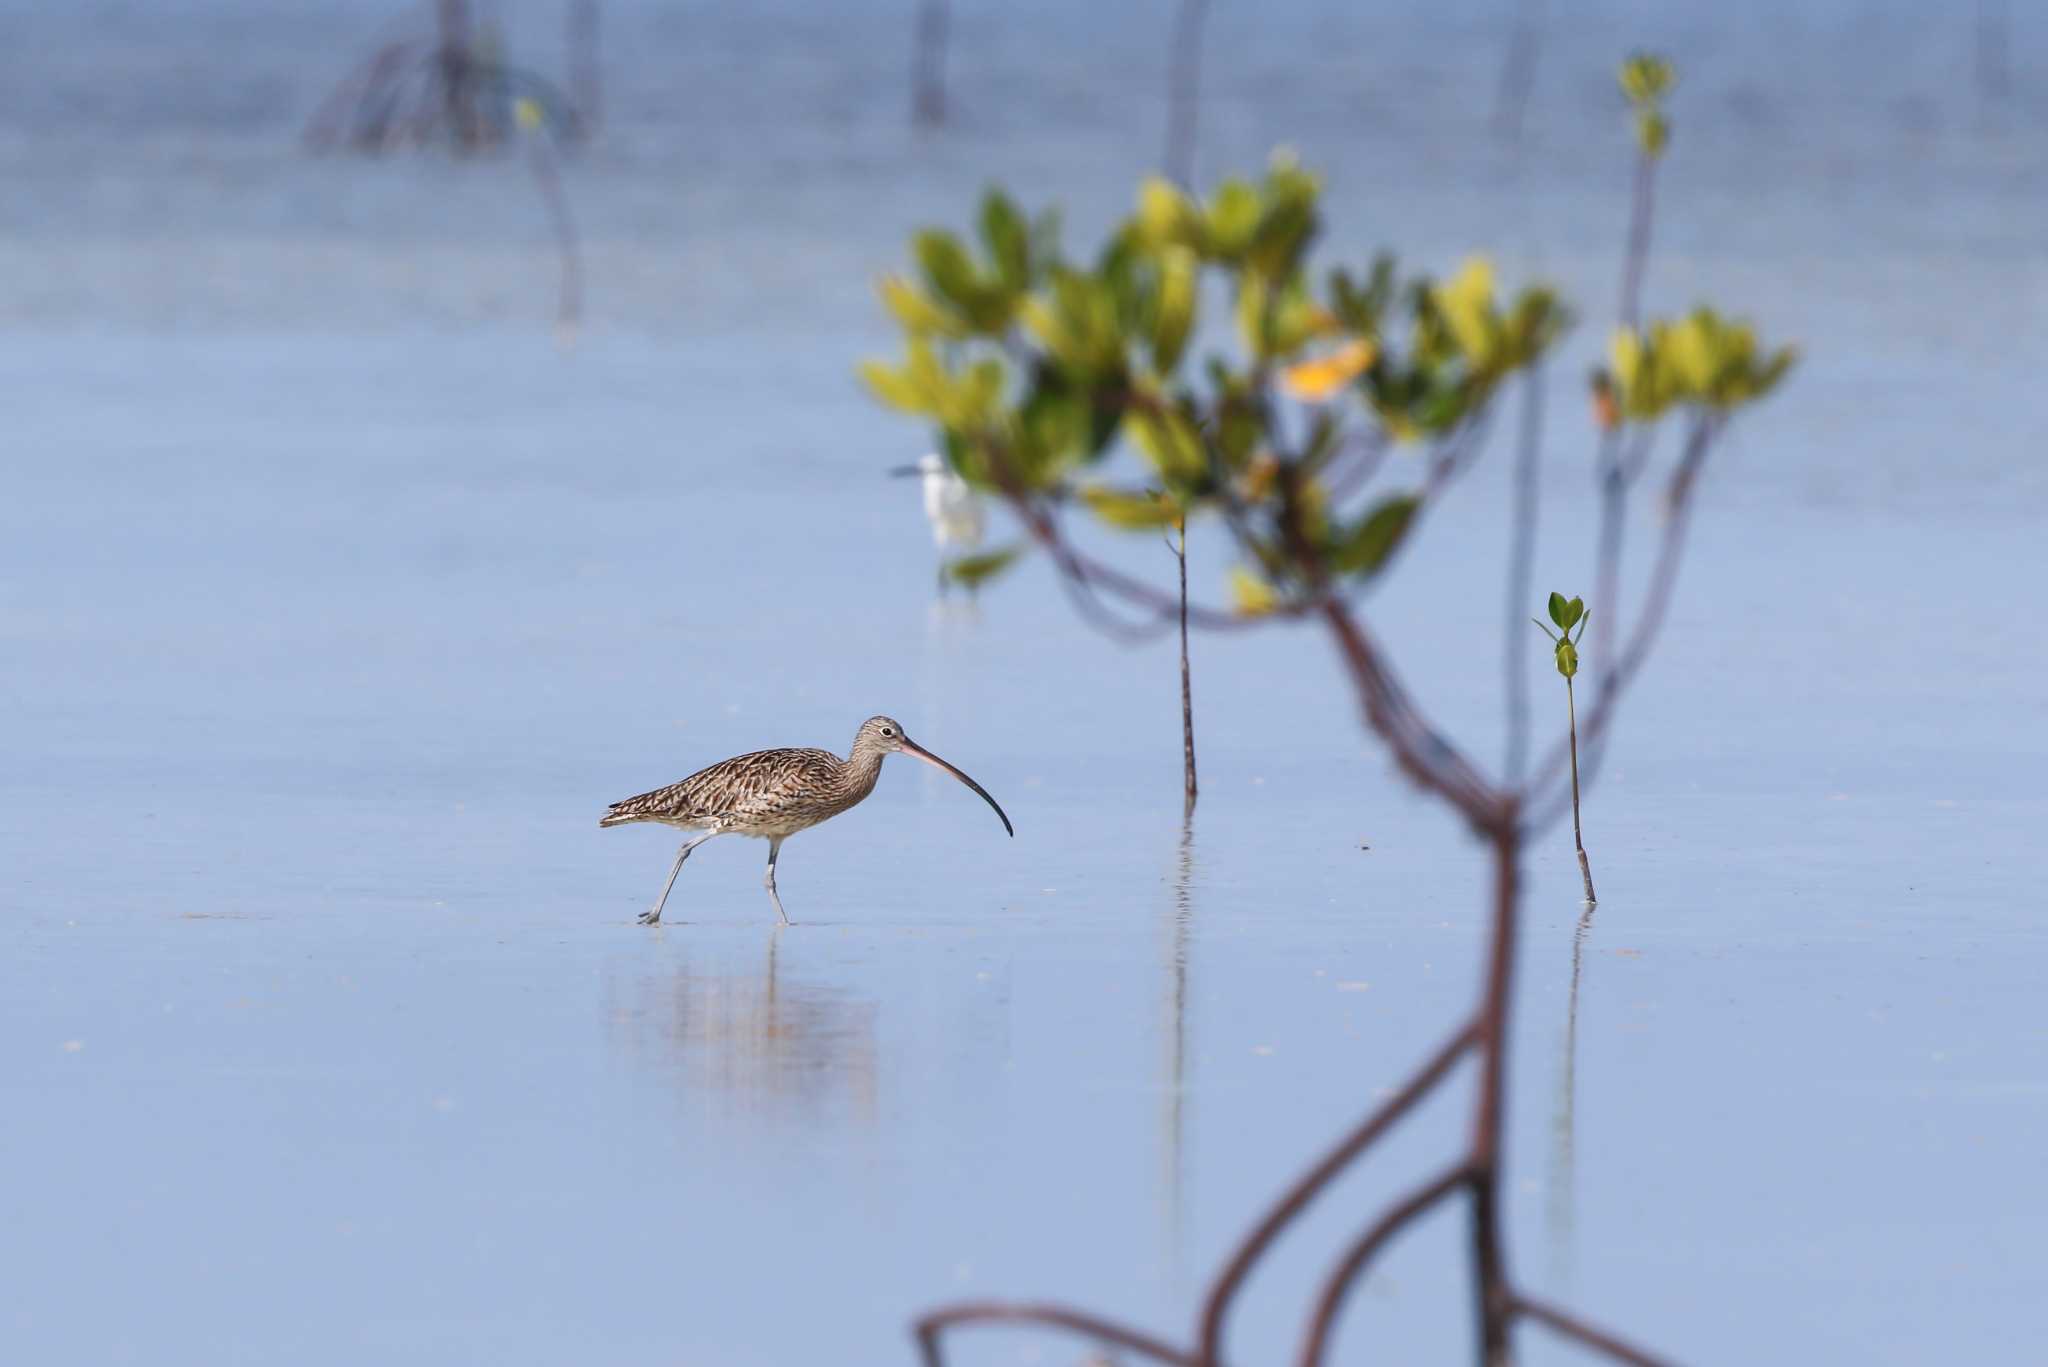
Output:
[888, 464, 924, 477]
[900, 736, 1014, 837]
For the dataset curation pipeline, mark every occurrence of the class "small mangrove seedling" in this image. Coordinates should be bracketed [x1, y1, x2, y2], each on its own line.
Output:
[1536, 591, 1596, 903]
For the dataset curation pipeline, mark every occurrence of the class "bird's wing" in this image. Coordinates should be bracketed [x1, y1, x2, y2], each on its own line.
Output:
[606, 748, 837, 826]
[711, 749, 843, 826]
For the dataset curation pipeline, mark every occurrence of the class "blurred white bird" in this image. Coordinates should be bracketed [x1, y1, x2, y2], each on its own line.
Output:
[891, 452, 986, 593]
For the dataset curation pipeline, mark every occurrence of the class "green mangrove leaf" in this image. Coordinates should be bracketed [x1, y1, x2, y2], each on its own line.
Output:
[1332, 493, 1420, 576]
[1434, 257, 1500, 369]
[1229, 565, 1278, 616]
[857, 357, 929, 415]
[915, 230, 981, 314]
[1151, 246, 1199, 372]
[878, 275, 966, 339]
[979, 189, 1031, 292]
[1205, 179, 1262, 260]
[1081, 486, 1183, 530]
[1619, 53, 1674, 105]
[946, 545, 1024, 588]
[1127, 402, 1208, 483]
[1136, 177, 1205, 252]
[1635, 109, 1670, 158]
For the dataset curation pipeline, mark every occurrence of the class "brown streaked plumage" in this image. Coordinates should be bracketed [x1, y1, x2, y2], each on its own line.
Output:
[600, 715, 1013, 926]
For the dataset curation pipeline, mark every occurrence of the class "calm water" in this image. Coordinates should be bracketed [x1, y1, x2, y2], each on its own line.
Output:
[3, 3, 2045, 1363]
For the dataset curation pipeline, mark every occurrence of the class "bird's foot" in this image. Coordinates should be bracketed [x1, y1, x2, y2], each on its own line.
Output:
[637, 909, 663, 926]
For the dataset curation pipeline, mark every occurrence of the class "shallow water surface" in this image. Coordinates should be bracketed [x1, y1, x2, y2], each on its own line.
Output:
[3, 3, 2046, 1364]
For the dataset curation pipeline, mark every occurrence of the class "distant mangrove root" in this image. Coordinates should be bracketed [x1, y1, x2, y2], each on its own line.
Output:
[912, 0, 950, 127]
[304, 0, 594, 334]
[1164, 0, 1211, 188]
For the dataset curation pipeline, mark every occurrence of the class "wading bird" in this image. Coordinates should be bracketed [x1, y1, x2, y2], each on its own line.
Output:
[891, 453, 986, 592]
[600, 715, 1013, 926]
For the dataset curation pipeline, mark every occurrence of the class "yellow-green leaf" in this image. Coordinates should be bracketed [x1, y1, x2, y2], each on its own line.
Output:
[1280, 339, 1376, 402]
[1127, 403, 1207, 482]
[915, 230, 982, 314]
[1151, 246, 1199, 372]
[858, 358, 930, 415]
[1081, 486, 1182, 530]
[1136, 177, 1205, 251]
[1666, 316, 1717, 395]
[878, 275, 966, 338]
[1229, 565, 1277, 616]
[1434, 257, 1499, 367]
[1619, 53, 1675, 106]
[946, 545, 1024, 588]
[1206, 180, 1262, 259]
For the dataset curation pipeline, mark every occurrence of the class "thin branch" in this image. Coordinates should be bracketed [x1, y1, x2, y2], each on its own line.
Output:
[1512, 1294, 1675, 1367]
[304, 40, 425, 150]
[1018, 498, 1270, 634]
[1502, 365, 1543, 785]
[1526, 413, 1718, 830]
[1196, 1020, 1478, 1361]
[1618, 148, 1656, 334]
[1164, 0, 1210, 189]
[1489, 0, 1543, 145]
[1296, 1165, 1477, 1366]
[1422, 408, 1497, 500]
[914, 1303, 1198, 1367]
[1175, 516, 1199, 816]
[1589, 423, 1655, 692]
[1319, 600, 1503, 830]
[524, 123, 582, 338]
[1319, 426, 1395, 507]
[567, 0, 601, 135]
[1616, 423, 1657, 485]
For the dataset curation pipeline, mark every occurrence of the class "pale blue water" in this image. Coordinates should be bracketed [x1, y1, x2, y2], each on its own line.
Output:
[3, 3, 2045, 1364]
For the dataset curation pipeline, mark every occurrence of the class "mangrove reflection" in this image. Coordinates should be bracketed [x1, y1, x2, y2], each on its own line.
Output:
[1546, 902, 1598, 1290]
[1158, 817, 1196, 1285]
[609, 931, 879, 1126]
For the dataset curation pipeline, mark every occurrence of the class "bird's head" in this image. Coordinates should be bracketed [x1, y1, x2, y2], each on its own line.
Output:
[853, 715, 1013, 837]
[887, 453, 947, 479]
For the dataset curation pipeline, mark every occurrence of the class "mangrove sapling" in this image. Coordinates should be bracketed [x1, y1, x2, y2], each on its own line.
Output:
[1535, 592, 1595, 903]
[864, 52, 1793, 1364]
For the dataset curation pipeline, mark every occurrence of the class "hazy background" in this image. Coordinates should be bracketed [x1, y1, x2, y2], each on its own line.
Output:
[3, 2, 2044, 1364]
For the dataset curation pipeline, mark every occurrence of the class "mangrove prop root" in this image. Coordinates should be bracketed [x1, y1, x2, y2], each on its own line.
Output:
[914, 818, 1668, 1367]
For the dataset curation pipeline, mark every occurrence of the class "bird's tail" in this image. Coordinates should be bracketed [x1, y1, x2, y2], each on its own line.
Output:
[598, 805, 646, 829]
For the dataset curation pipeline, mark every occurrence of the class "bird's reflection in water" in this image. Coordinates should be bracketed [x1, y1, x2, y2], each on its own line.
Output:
[1158, 817, 1196, 1288]
[610, 931, 880, 1127]
[1546, 902, 1598, 1290]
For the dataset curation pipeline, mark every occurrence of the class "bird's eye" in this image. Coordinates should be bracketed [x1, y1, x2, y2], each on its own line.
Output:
[882, 727, 895, 736]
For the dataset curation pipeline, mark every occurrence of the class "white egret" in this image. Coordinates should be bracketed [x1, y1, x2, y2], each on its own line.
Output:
[890, 452, 987, 593]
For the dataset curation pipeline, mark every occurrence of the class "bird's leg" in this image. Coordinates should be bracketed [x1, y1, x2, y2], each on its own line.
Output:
[639, 832, 714, 926]
[935, 559, 949, 597]
[763, 836, 790, 926]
